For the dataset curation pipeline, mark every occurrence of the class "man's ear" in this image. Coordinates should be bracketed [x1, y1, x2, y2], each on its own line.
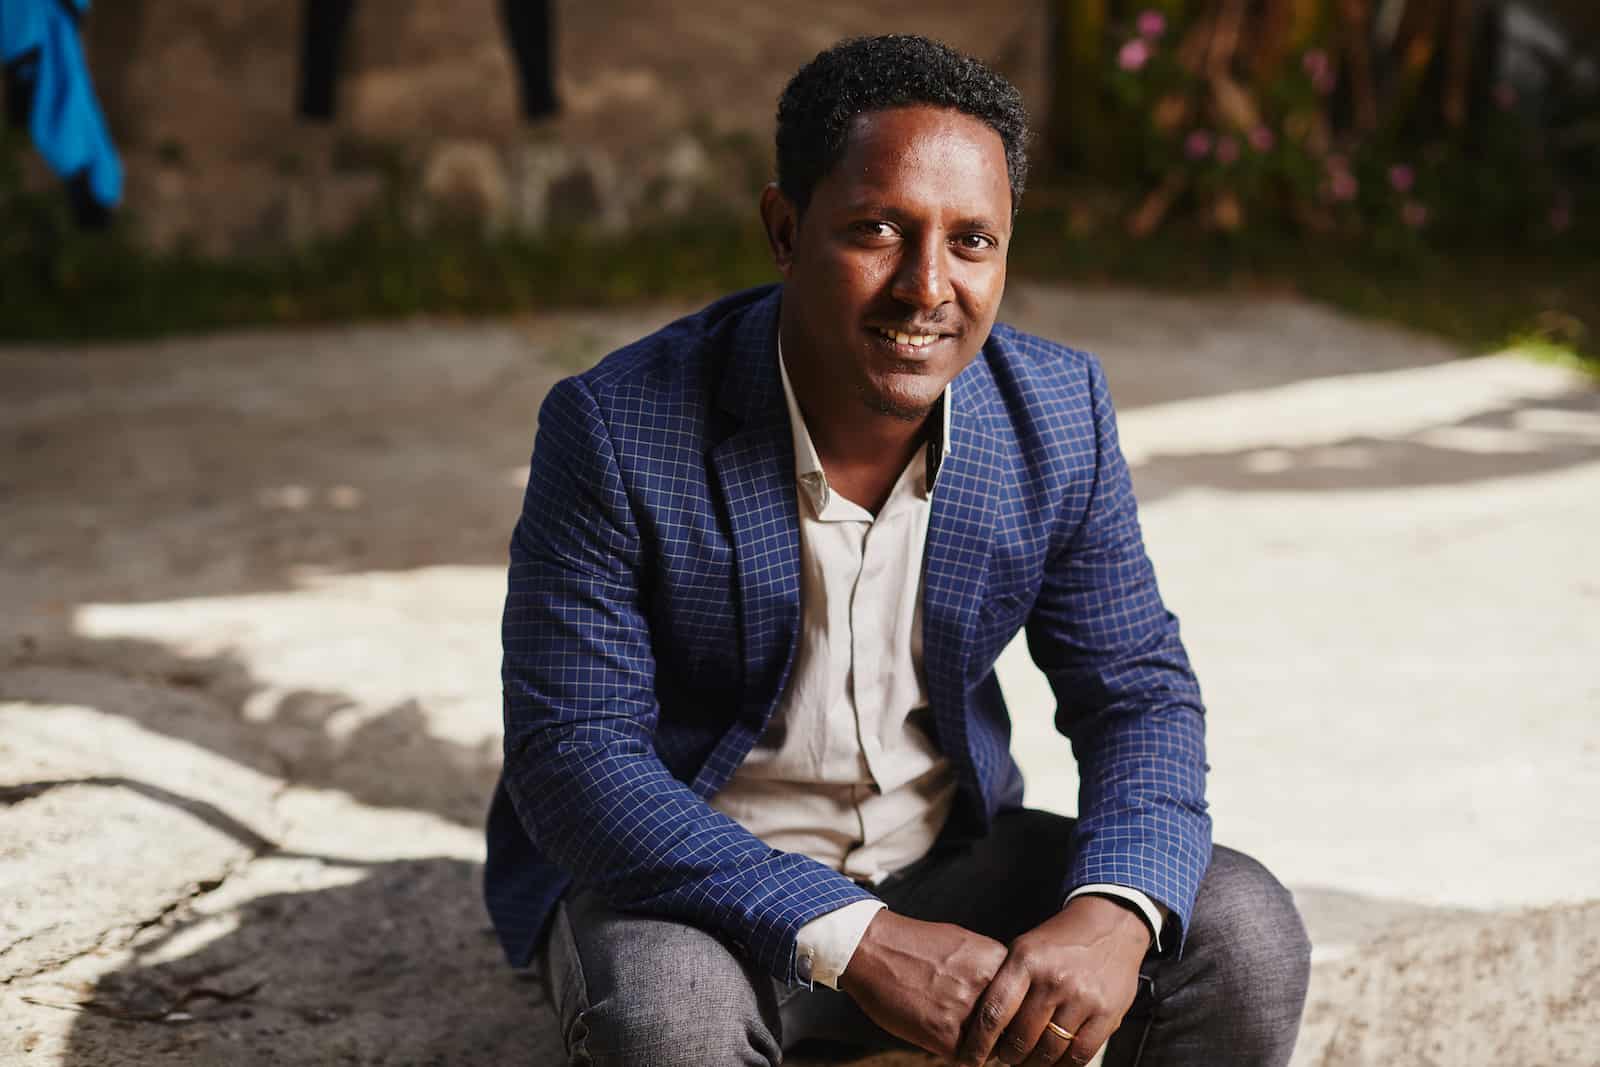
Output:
[759, 183, 799, 277]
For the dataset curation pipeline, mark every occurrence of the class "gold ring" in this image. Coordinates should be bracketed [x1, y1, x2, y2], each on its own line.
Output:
[1045, 1020, 1076, 1042]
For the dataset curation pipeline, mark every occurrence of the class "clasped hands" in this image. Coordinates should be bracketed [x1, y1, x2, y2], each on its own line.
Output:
[837, 896, 1149, 1066]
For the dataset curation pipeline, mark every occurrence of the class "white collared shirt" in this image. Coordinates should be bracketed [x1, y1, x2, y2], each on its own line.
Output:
[709, 343, 1161, 990]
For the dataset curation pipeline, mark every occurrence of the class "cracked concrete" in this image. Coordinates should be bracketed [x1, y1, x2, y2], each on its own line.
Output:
[2, 285, 1597, 1065]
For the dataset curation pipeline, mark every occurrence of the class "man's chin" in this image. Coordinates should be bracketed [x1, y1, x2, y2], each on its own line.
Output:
[858, 383, 938, 423]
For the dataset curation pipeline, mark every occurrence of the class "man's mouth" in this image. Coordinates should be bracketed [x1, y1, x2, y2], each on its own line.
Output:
[872, 326, 947, 349]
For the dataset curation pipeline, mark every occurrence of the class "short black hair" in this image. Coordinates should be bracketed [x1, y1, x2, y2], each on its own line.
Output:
[775, 34, 1030, 216]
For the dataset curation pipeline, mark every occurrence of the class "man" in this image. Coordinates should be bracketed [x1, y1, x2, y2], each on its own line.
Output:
[486, 34, 1310, 1067]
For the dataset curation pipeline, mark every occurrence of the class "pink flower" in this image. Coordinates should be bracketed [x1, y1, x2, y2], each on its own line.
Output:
[1328, 167, 1358, 203]
[1215, 135, 1240, 164]
[1550, 203, 1573, 234]
[1184, 129, 1214, 160]
[1137, 10, 1167, 39]
[1493, 83, 1518, 112]
[1401, 200, 1428, 228]
[1388, 164, 1415, 193]
[1248, 126, 1276, 153]
[1303, 49, 1337, 94]
[1118, 38, 1152, 73]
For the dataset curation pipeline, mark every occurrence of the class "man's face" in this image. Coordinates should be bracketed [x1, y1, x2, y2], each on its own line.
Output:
[767, 106, 1012, 422]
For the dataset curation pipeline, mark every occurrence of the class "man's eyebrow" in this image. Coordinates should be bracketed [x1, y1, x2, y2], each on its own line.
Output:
[837, 199, 900, 218]
[949, 214, 1004, 232]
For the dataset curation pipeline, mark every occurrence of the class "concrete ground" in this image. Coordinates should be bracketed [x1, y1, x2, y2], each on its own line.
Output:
[2, 283, 1596, 1066]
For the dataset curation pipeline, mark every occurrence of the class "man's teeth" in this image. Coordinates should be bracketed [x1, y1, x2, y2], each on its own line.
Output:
[876, 328, 939, 348]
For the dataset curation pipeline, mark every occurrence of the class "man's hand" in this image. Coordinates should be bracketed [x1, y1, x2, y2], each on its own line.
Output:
[837, 909, 1008, 1061]
[956, 895, 1149, 1067]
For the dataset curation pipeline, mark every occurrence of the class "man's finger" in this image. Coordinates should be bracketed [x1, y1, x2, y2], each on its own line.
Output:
[1017, 1024, 1071, 1067]
[1062, 1012, 1118, 1067]
[956, 961, 1030, 1067]
[992, 986, 1061, 1066]
[1019, 1003, 1094, 1067]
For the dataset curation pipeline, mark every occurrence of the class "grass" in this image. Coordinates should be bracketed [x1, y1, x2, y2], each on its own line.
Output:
[1509, 336, 1600, 380]
[0, 212, 776, 342]
[1, 191, 1595, 376]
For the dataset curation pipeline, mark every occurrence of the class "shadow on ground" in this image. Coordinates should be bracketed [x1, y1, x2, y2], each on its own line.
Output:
[0, 630, 556, 1064]
[54, 854, 554, 1066]
[4, 634, 498, 830]
[1132, 388, 1600, 503]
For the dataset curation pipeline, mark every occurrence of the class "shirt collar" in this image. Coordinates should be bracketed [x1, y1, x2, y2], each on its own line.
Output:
[777, 336, 952, 516]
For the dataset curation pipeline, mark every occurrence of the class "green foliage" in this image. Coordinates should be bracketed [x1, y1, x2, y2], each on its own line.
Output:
[1512, 336, 1600, 381]
[1008, 201, 1599, 368]
[0, 218, 775, 342]
[1066, 2, 1595, 251]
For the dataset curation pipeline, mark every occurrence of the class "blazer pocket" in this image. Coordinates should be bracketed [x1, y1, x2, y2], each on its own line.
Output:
[979, 587, 1033, 622]
[975, 588, 1034, 655]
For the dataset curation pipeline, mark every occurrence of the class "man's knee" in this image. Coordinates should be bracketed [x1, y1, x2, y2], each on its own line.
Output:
[577, 975, 778, 1067]
[1188, 846, 1312, 1016]
[549, 896, 781, 1067]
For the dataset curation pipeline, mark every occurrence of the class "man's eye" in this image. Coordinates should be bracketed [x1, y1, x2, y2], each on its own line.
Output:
[853, 221, 897, 239]
[956, 233, 997, 251]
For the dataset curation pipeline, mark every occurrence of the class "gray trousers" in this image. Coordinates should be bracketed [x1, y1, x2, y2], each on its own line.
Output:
[542, 809, 1311, 1066]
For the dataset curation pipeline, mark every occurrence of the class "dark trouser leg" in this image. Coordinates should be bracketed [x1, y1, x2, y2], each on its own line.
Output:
[297, 0, 354, 120]
[500, 0, 558, 118]
[543, 889, 784, 1067]
[1104, 845, 1312, 1067]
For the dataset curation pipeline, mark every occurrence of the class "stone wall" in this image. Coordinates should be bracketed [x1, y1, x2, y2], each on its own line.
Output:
[71, 1, 1050, 256]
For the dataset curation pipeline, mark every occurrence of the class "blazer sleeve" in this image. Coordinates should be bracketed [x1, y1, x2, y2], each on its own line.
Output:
[500, 376, 874, 985]
[1024, 354, 1212, 954]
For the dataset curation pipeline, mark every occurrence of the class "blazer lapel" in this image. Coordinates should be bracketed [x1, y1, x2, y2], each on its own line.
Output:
[921, 359, 1003, 799]
[696, 288, 801, 795]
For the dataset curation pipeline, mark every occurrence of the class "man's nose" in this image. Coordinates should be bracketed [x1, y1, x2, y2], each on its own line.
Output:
[889, 236, 952, 311]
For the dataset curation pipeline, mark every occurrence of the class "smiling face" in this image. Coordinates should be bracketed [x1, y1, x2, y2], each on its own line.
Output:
[763, 105, 1012, 424]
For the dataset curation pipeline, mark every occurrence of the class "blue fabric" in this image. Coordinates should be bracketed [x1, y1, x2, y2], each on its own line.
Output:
[1, 0, 122, 210]
[487, 284, 1212, 984]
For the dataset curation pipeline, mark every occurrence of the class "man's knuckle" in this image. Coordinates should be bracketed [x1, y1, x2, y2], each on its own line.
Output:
[1001, 1030, 1031, 1053]
[1060, 975, 1091, 1001]
[1011, 947, 1049, 972]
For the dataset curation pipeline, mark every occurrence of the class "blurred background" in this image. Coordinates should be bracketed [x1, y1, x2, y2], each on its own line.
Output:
[2, 3, 1597, 1066]
[0, 0, 1596, 357]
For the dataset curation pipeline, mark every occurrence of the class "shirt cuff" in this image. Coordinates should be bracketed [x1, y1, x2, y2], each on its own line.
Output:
[1066, 884, 1165, 953]
[795, 899, 887, 990]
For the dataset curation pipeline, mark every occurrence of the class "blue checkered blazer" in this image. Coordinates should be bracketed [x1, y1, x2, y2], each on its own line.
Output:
[485, 284, 1211, 984]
